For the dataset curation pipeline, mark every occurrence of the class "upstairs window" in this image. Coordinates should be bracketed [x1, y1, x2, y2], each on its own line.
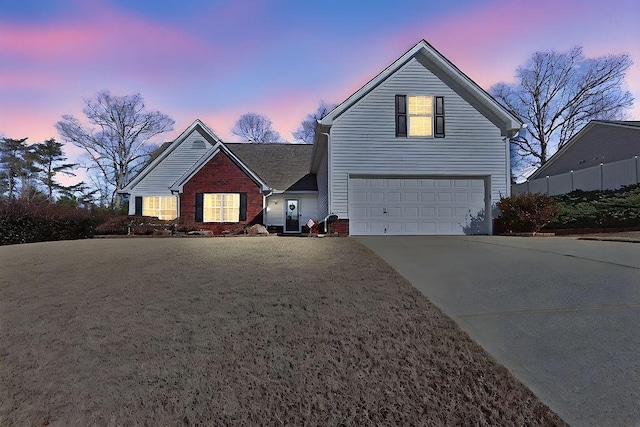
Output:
[396, 95, 445, 138]
[408, 95, 433, 136]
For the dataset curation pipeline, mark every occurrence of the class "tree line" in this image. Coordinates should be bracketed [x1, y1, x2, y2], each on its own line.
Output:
[0, 137, 86, 204]
[1, 45, 634, 209]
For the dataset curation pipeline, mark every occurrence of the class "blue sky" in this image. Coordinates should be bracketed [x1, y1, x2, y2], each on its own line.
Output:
[1, 0, 638, 159]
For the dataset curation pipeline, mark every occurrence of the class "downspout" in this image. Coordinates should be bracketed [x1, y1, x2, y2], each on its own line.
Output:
[262, 188, 273, 228]
[171, 189, 180, 223]
[320, 130, 332, 221]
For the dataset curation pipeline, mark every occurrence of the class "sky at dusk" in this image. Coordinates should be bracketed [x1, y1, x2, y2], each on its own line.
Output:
[1, 0, 639, 167]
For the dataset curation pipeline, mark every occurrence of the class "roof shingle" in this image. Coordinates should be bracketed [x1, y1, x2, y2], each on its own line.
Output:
[226, 143, 316, 191]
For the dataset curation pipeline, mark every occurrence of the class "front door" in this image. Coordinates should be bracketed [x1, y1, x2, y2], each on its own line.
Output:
[284, 199, 301, 233]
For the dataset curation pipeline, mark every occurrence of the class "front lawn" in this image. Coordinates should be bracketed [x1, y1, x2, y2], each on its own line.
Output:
[0, 237, 564, 425]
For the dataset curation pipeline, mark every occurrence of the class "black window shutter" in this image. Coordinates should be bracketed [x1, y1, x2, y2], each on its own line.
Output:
[395, 95, 407, 137]
[435, 96, 445, 138]
[134, 196, 142, 216]
[195, 193, 204, 222]
[239, 193, 247, 221]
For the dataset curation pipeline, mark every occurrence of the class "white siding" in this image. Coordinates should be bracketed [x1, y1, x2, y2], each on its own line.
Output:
[316, 151, 329, 220]
[265, 194, 319, 227]
[329, 58, 508, 218]
[133, 129, 212, 194]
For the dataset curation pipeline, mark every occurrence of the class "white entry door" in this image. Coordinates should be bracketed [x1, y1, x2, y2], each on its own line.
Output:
[348, 177, 487, 235]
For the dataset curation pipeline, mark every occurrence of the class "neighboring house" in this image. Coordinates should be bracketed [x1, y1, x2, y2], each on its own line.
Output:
[311, 40, 521, 235]
[119, 120, 317, 234]
[120, 39, 522, 235]
[515, 121, 640, 195]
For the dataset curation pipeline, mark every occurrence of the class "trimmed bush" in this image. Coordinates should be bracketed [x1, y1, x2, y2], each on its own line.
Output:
[95, 215, 179, 235]
[0, 200, 99, 245]
[495, 193, 561, 233]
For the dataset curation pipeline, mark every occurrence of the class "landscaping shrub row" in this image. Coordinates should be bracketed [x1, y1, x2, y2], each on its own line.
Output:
[0, 200, 99, 245]
[96, 216, 199, 235]
[495, 184, 640, 233]
[0, 199, 204, 245]
[549, 184, 640, 229]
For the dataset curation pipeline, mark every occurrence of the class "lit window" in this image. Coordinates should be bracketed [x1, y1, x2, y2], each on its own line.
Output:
[408, 96, 433, 136]
[142, 196, 177, 220]
[203, 193, 240, 222]
[396, 95, 445, 138]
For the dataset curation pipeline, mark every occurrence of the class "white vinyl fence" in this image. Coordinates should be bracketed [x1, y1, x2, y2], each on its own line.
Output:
[512, 155, 640, 196]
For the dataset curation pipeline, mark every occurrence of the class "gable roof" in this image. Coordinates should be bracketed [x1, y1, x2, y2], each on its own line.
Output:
[120, 119, 223, 192]
[169, 143, 270, 193]
[122, 118, 317, 195]
[318, 39, 522, 134]
[529, 120, 640, 179]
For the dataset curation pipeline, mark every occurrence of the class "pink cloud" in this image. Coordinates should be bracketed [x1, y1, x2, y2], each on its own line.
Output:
[0, 1, 216, 81]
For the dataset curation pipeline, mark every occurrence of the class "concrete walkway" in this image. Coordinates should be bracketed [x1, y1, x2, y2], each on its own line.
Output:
[357, 236, 640, 427]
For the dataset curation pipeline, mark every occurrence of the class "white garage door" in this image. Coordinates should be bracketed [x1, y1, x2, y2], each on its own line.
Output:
[349, 177, 487, 235]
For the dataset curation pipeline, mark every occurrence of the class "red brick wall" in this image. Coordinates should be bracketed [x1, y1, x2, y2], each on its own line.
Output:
[181, 151, 263, 234]
[328, 219, 349, 235]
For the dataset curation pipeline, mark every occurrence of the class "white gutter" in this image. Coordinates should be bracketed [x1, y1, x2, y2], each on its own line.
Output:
[320, 131, 332, 218]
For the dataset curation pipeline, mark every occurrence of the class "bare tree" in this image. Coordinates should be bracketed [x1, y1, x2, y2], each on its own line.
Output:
[56, 90, 174, 208]
[292, 100, 337, 144]
[490, 47, 633, 167]
[232, 113, 281, 143]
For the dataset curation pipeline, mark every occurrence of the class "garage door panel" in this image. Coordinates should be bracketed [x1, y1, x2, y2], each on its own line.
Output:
[387, 207, 403, 217]
[369, 222, 386, 234]
[404, 191, 419, 202]
[455, 192, 469, 202]
[387, 222, 403, 233]
[387, 191, 401, 202]
[455, 207, 471, 216]
[405, 207, 419, 217]
[421, 207, 436, 217]
[471, 192, 484, 203]
[351, 178, 368, 187]
[369, 207, 385, 217]
[438, 206, 453, 217]
[371, 192, 385, 203]
[349, 177, 487, 235]
[438, 192, 452, 201]
[421, 192, 435, 202]
[352, 190, 369, 203]
[437, 222, 455, 233]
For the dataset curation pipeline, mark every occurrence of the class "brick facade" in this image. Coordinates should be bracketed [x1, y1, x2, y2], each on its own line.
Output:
[328, 219, 349, 235]
[181, 151, 263, 234]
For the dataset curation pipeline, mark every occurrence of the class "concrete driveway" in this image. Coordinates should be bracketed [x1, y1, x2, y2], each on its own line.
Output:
[357, 236, 640, 427]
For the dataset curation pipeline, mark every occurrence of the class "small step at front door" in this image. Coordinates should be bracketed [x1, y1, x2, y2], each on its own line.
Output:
[284, 199, 301, 233]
